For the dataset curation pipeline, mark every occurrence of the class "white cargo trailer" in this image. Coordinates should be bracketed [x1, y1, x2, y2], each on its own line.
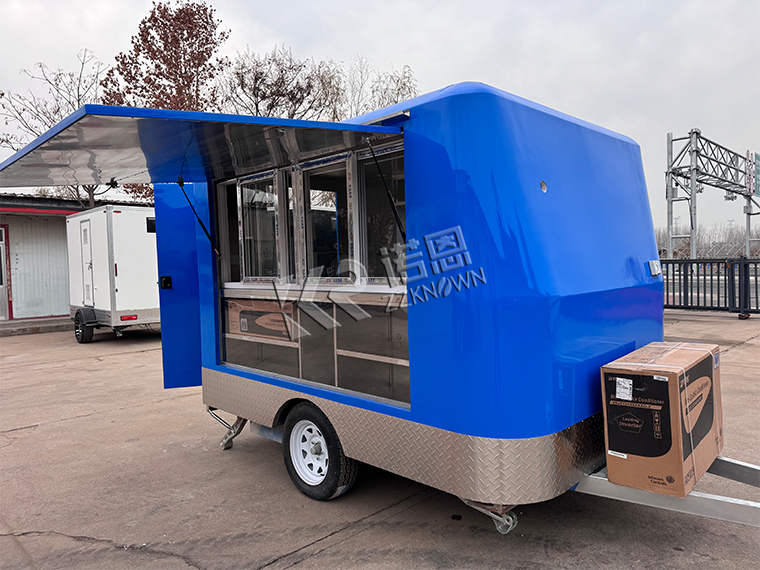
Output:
[66, 205, 160, 343]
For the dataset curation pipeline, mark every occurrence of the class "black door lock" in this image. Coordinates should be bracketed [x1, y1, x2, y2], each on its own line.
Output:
[160, 276, 172, 289]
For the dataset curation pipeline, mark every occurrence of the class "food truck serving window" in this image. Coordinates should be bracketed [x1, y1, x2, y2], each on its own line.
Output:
[217, 143, 410, 405]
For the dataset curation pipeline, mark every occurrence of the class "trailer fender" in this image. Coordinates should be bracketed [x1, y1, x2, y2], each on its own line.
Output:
[272, 398, 311, 429]
[76, 307, 98, 325]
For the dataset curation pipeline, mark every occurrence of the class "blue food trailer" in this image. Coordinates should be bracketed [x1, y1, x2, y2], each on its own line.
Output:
[3, 83, 754, 532]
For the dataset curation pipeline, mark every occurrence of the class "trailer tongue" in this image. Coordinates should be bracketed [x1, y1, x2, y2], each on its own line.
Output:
[574, 457, 760, 530]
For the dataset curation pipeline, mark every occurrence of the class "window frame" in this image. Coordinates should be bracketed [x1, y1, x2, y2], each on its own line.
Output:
[297, 152, 359, 287]
[355, 143, 405, 286]
[237, 169, 281, 284]
[220, 141, 404, 292]
[216, 141, 410, 406]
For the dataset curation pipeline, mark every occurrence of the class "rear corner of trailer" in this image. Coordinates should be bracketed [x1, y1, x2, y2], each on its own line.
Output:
[111, 206, 160, 323]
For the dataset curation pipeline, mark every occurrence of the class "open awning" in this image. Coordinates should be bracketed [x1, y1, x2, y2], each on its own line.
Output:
[0, 105, 403, 188]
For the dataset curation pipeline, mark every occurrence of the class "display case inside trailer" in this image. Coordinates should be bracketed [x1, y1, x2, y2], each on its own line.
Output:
[0, 83, 664, 519]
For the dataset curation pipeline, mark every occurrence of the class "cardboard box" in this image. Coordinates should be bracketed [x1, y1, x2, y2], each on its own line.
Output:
[601, 342, 723, 497]
[225, 299, 296, 340]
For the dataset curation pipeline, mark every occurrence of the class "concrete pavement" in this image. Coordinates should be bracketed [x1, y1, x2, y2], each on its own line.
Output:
[0, 311, 758, 569]
[0, 317, 73, 338]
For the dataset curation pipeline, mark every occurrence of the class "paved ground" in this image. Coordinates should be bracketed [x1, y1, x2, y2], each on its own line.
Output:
[0, 310, 758, 569]
[0, 317, 73, 338]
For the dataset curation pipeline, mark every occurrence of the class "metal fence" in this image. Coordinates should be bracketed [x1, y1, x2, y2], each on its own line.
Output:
[661, 258, 760, 314]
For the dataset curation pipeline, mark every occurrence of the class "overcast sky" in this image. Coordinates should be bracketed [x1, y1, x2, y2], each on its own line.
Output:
[1, 0, 758, 229]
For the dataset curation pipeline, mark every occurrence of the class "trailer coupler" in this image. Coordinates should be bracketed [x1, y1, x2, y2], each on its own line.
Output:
[207, 406, 248, 450]
[461, 499, 518, 535]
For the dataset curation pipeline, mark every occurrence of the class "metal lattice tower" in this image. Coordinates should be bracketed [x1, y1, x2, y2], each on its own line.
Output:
[666, 129, 759, 259]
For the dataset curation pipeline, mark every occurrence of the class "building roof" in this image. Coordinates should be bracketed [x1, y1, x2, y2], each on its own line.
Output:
[0, 192, 149, 216]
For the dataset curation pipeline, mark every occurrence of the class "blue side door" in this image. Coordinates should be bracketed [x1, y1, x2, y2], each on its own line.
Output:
[154, 182, 202, 388]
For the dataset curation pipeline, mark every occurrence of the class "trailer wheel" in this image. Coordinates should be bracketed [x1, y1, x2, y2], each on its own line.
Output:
[74, 312, 94, 344]
[282, 402, 357, 501]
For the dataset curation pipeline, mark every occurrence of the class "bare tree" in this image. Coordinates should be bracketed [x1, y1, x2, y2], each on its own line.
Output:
[655, 223, 760, 259]
[343, 54, 375, 119]
[218, 49, 419, 122]
[341, 55, 418, 118]
[218, 46, 343, 121]
[1, 49, 110, 208]
[370, 65, 418, 111]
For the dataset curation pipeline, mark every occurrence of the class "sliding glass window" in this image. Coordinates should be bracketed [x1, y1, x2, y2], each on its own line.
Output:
[303, 162, 351, 280]
[240, 178, 278, 280]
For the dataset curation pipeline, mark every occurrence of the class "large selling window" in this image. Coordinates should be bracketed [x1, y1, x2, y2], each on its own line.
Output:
[218, 143, 410, 405]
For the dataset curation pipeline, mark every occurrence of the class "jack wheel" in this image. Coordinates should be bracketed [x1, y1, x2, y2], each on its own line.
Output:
[494, 511, 518, 535]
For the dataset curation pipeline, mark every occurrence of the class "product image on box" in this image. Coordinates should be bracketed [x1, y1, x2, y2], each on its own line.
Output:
[604, 372, 673, 458]
[601, 342, 723, 497]
[225, 299, 296, 340]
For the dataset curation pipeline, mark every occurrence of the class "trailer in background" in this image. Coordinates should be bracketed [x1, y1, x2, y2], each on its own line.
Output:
[66, 205, 160, 342]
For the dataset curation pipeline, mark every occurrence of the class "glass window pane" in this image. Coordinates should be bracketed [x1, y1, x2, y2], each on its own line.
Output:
[336, 303, 409, 404]
[241, 179, 277, 278]
[286, 175, 295, 280]
[222, 298, 299, 377]
[337, 357, 392, 400]
[224, 338, 299, 378]
[363, 153, 405, 278]
[299, 302, 335, 386]
[304, 163, 350, 278]
[224, 185, 241, 281]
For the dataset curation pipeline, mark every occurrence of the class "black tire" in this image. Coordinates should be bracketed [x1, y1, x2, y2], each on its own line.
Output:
[74, 312, 94, 344]
[282, 402, 358, 501]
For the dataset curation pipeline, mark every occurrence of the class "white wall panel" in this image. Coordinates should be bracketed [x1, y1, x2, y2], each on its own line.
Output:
[2, 215, 69, 318]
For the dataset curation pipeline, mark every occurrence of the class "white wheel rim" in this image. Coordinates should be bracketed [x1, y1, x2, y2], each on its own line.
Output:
[290, 420, 329, 486]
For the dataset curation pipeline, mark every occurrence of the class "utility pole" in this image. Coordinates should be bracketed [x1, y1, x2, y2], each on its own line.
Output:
[689, 129, 699, 260]
[666, 133, 674, 259]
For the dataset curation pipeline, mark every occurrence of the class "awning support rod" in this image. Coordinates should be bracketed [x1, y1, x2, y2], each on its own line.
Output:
[366, 141, 406, 243]
[177, 176, 222, 259]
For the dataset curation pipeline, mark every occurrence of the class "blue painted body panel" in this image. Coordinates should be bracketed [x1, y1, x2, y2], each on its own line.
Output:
[186, 83, 662, 438]
[154, 182, 203, 389]
[0, 82, 663, 439]
[367, 83, 662, 437]
[0, 104, 400, 173]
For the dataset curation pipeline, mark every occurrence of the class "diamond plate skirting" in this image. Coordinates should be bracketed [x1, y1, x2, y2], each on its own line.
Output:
[202, 368, 605, 505]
